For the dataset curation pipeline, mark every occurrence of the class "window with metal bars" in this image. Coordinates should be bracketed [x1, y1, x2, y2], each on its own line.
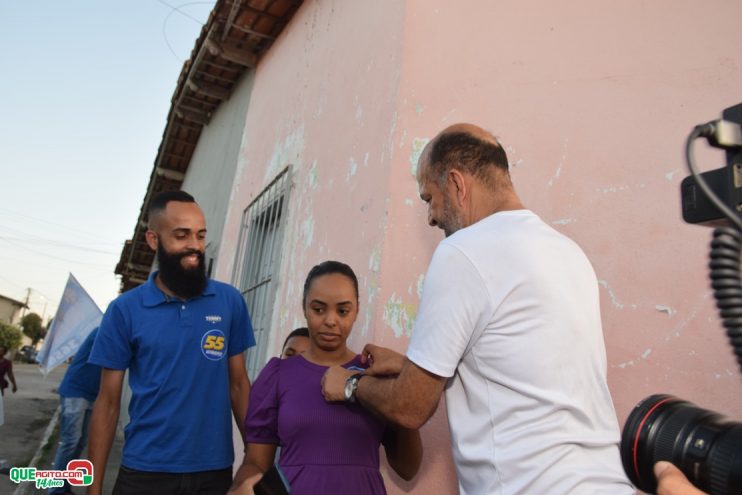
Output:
[232, 167, 291, 379]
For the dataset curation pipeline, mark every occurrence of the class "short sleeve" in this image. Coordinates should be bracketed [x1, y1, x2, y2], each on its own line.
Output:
[407, 242, 491, 378]
[244, 357, 281, 445]
[89, 302, 132, 370]
[227, 287, 256, 357]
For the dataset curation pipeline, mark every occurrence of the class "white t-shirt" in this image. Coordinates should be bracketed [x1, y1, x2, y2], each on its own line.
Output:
[407, 210, 633, 495]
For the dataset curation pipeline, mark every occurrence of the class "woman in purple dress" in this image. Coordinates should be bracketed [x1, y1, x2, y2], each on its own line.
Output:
[230, 261, 422, 494]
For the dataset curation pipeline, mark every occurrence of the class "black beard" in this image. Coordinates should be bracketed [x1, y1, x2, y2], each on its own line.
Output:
[156, 240, 207, 299]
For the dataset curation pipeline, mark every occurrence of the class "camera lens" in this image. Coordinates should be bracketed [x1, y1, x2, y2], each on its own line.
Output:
[620, 394, 742, 495]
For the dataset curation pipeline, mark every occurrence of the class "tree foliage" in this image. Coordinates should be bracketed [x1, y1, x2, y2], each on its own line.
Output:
[21, 312, 46, 345]
[0, 323, 23, 351]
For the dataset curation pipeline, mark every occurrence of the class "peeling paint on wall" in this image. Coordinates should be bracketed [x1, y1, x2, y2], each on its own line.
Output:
[551, 218, 576, 225]
[415, 103, 424, 115]
[416, 274, 425, 299]
[596, 183, 647, 194]
[301, 216, 315, 249]
[617, 348, 652, 369]
[383, 293, 418, 337]
[410, 138, 430, 177]
[547, 166, 562, 186]
[547, 138, 567, 187]
[380, 111, 398, 165]
[266, 125, 305, 183]
[361, 279, 379, 338]
[665, 170, 678, 181]
[614, 301, 707, 369]
[368, 247, 381, 273]
[440, 108, 457, 123]
[598, 279, 625, 309]
[655, 305, 676, 316]
[308, 160, 319, 189]
[404, 198, 414, 206]
[347, 156, 358, 181]
[315, 91, 327, 119]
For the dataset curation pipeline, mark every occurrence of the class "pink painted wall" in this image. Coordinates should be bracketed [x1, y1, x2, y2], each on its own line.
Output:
[385, 0, 742, 421]
[218, 0, 742, 492]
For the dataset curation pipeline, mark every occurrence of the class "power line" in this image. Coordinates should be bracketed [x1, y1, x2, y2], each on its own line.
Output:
[156, 0, 214, 62]
[0, 222, 120, 248]
[0, 235, 119, 255]
[0, 238, 116, 268]
[155, 0, 209, 25]
[0, 207, 122, 245]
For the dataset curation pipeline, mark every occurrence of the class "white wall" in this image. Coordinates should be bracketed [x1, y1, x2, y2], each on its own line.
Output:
[182, 71, 256, 276]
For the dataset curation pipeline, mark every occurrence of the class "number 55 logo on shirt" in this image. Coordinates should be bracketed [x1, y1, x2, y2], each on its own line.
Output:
[201, 329, 227, 361]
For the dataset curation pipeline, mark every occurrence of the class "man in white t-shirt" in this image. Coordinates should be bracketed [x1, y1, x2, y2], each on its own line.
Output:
[322, 123, 635, 494]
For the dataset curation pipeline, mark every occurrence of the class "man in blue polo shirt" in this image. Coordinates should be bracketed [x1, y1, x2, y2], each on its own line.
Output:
[87, 190, 255, 495]
[49, 327, 101, 495]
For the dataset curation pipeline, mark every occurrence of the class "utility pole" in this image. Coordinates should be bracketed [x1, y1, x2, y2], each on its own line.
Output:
[21, 287, 31, 318]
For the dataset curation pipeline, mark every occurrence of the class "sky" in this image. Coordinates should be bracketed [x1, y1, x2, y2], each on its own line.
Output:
[0, 1, 216, 321]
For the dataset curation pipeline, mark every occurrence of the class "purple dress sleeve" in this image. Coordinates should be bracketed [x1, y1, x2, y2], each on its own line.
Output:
[244, 357, 281, 444]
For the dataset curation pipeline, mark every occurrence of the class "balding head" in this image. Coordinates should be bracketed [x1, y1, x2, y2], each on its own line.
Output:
[419, 123, 510, 190]
[416, 123, 523, 236]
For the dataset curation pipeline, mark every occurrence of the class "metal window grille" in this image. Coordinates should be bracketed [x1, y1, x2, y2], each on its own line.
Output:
[232, 167, 291, 379]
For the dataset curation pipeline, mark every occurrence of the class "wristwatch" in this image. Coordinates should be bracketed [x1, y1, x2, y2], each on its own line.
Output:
[344, 372, 365, 402]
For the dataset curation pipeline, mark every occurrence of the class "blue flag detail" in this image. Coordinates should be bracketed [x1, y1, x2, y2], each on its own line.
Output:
[37, 273, 102, 375]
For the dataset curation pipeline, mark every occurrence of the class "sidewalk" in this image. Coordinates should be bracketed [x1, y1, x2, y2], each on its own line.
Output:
[0, 363, 124, 495]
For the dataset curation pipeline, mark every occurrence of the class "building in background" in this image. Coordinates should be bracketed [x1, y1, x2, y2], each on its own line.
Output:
[115, 1, 742, 492]
[0, 294, 27, 326]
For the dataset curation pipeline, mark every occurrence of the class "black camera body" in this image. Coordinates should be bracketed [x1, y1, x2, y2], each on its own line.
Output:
[621, 395, 742, 494]
[681, 104, 742, 227]
[620, 104, 742, 495]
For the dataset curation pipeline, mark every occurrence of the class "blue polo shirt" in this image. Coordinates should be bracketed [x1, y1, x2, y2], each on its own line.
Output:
[89, 273, 255, 472]
[58, 327, 100, 402]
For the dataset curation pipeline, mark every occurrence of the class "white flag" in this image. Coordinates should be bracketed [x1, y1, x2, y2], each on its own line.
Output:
[37, 273, 102, 374]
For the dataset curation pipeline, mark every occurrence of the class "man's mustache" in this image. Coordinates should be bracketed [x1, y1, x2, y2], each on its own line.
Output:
[176, 249, 205, 260]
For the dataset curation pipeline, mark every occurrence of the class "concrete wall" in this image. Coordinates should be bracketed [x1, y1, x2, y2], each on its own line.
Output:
[216, 0, 742, 492]
[182, 71, 256, 273]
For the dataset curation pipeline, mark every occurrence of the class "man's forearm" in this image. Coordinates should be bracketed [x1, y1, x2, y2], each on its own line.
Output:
[231, 382, 249, 442]
[356, 359, 445, 430]
[357, 375, 422, 429]
[228, 353, 250, 443]
[322, 357, 445, 429]
[86, 400, 119, 495]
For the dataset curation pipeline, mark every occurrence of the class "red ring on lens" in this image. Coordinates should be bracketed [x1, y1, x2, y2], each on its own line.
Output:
[632, 396, 675, 484]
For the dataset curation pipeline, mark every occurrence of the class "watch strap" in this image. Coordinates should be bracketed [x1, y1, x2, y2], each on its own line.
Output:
[345, 372, 365, 402]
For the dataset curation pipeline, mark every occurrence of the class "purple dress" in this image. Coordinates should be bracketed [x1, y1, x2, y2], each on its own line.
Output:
[245, 355, 388, 494]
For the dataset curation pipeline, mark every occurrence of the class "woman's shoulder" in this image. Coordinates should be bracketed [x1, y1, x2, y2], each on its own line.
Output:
[253, 356, 283, 385]
[257, 355, 311, 380]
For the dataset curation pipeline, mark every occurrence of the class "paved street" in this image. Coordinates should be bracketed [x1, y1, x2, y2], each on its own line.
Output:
[0, 362, 65, 495]
[0, 362, 123, 495]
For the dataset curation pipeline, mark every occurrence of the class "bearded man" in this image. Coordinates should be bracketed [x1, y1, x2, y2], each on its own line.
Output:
[88, 190, 255, 495]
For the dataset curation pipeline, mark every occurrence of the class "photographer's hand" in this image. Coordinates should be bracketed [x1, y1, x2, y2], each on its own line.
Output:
[654, 461, 707, 495]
